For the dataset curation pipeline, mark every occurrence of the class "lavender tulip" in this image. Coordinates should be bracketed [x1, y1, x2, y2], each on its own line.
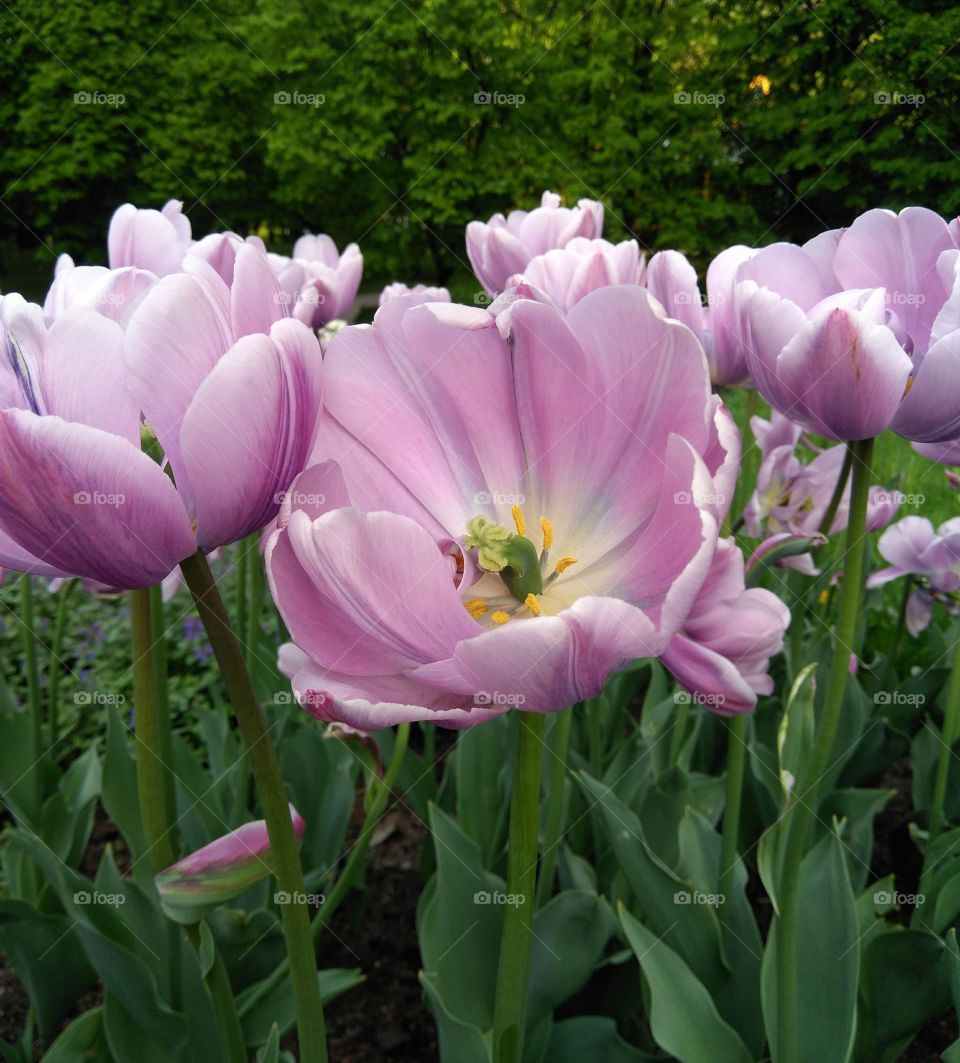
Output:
[270, 233, 363, 328]
[736, 209, 960, 442]
[0, 245, 323, 587]
[379, 282, 451, 306]
[467, 190, 604, 296]
[662, 539, 790, 713]
[108, 199, 192, 276]
[866, 516, 960, 635]
[155, 805, 306, 923]
[502, 237, 644, 312]
[266, 284, 740, 731]
[44, 254, 157, 325]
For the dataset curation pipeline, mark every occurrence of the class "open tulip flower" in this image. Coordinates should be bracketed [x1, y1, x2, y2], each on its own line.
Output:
[467, 190, 605, 296]
[735, 207, 960, 442]
[266, 284, 740, 731]
[0, 244, 323, 588]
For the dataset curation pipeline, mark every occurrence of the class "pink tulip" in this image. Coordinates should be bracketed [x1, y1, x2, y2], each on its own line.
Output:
[44, 254, 157, 325]
[661, 539, 790, 713]
[502, 237, 644, 312]
[744, 411, 899, 573]
[0, 245, 323, 587]
[467, 190, 604, 296]
[108, 200, 192, 276]
[736, 209, 960, 442]
[379, 282, 450, 307]
[270, 233, 363, 328]
[266, 284, 739, 731]
[867, 516, 960, 635]
[156, 805, 305, 924]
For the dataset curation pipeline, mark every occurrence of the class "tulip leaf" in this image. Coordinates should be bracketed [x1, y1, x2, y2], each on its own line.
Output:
[419, 972, 491, 1063]
[41, 1007, 111, 1063]
[0, 900, 96, 1043]
[761, 830, 859, 1063]
[543, 1017, 656, 1062]
[619, 905, 753, 1063]
[852, 928, 951, 1063]
[236, 968, 364, 1047]
[255, 1024, 280, 1063]
[100, 703, 147, 868]
[455, 712, 513, 867]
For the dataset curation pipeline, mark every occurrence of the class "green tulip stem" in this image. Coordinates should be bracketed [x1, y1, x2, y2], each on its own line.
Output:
[931, 620, 960, 838]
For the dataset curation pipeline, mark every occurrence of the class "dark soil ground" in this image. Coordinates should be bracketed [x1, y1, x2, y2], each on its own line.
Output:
[0, 754, 956, 1061]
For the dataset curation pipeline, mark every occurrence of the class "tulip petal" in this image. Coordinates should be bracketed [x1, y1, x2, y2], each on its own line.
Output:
[180, 319, 323, 548]
[0, 411, 195, 587]
[891, 331, 960, 442]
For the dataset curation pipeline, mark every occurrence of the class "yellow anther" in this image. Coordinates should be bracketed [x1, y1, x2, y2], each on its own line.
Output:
[539, 517, 553, 551]
[465, 598, 488, 618]
[554, 556, 579, 574]
[818, 588, 830, 606]
[491, 611, 511, 625]
[524, 593, 543, 616]
[512, 504, 526, 536]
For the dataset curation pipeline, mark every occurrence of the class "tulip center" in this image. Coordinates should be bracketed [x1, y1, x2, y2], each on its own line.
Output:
[461, 505, 578, 625]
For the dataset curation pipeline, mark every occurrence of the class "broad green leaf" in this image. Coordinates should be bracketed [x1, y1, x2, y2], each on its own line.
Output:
[237, 968, 364, 1047]
[619, 905, 752, 1063]
[543, 1017, 656, 1062]
[41, 1007, 111, 1062]
[761, 830, 859, 1063]
[420, 972, 491, 1063]
[455, 712, 513, 866]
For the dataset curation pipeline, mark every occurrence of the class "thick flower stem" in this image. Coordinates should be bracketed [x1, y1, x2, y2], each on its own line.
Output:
[179, 549, 328, 1063]
[719, 713, 747, 900]
[775, 437, 873, 1063]
[930, 623, 960, 838]
[131, 588, 176, 872]
[492, 711, 545, 1063]
[47, 577, 76, 750]
[133, 587, 247, 1063]
[537, 708, 573, 906]
[19, 575, 42, 819]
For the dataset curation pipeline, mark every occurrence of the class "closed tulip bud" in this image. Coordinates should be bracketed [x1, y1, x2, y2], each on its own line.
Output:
[155, 805, 305, 924]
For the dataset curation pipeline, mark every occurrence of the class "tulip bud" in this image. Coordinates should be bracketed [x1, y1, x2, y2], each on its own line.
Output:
[155, 804, 305, 924]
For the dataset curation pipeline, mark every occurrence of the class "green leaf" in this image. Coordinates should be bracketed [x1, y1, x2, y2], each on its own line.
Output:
[255, 1024, 280, 1063]
[0, 900, 96, 1043]
[455, 713, 513, 867]
[41, 1007, 111, 1062]
[543, 1017, 656, 1062]
[420, 972, 491, 1063]
[761, 830, 859, 1063]
[100, 704, 146, 867]
[853, 928, 951, 1063]
[237, 968, 364, 1048]
[777, 663, 817, 803]
[619, 905, 752, 1063]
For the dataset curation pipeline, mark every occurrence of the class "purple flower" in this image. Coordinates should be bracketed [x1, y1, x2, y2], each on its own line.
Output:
[0, 244, 323, 588]
[107, 200, 192, 276]
[662, 539, 790, 713]
[735, 209, 960, 442]
[270, 234, 363, 328]
[467, 190, 604, 296]
[867, 516, 960, 635]
[266, 285, 740, 731]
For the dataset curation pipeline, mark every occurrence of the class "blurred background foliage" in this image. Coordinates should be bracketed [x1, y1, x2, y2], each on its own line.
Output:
[1, 0, 958, 299]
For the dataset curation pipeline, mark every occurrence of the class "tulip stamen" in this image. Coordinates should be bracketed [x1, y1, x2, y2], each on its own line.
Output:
[465, 598, 489, 619]
[491, 611, 511, 625]
[523, 593, 543, 616]
[512, 504, 526, 536]
[554, 556, 578, 574]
